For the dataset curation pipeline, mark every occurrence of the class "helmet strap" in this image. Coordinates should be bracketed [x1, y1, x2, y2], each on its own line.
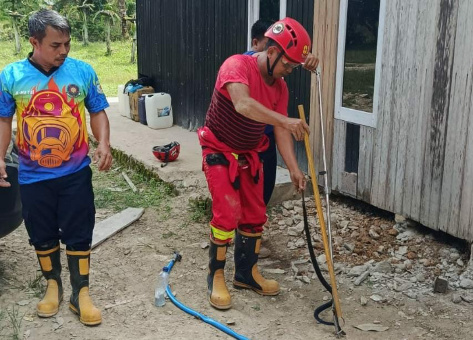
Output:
[266, 51, 284, 77]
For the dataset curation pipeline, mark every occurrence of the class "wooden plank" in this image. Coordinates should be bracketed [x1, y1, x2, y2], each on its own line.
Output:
[92, 208, 145, 249]
[456, 0, 473, 241]
[311, 0, 339, 187]
[458, 80, 473, 240]
[409, 2, 439, 221]
[384, 0, 410, 213]
[439, 0, 472, 236]
[402, 1, 434, 219]
[420, 0, 459, 228]
[370, 0, 399, 208]
[357, 126, 374, 203]
[393, 1, 418, 214]
[341, 171, 357, 197]
[331, 119, 346, 192]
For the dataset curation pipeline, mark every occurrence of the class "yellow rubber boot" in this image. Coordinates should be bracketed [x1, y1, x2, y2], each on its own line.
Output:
[66, 250, 102, 326]
[35, 244, 63, 317]
[207, 240, 232, 310]
[233, 230, 280, 295]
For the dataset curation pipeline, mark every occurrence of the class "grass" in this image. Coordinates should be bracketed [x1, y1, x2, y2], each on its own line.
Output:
[93, 168, 174, 212]
[0, 39, 137, 97]
[345, 47, 377, 64]
[6, 305, 24, 340]
[91, 144, 175, 212]
[26, 273, 45, 299]
[188, 196, 212, 223]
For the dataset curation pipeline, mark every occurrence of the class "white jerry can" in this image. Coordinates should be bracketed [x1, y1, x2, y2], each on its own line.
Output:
[145, 93, 173, 129]
[117, 85, 131, 119]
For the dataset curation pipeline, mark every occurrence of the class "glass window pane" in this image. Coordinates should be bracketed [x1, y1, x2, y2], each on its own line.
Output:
[342, 0, 380, 113]
[260, 0, 280, 22]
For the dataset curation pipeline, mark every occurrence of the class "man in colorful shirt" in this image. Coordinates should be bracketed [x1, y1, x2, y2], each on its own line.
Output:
[0, 9, 111, 326]
[199, 17, 312, 310]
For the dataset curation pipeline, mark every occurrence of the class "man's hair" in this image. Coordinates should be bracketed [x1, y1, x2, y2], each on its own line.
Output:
[251, 19, 274, 41]
[28, 9, 71, 42]
[264, 38, 280, 51]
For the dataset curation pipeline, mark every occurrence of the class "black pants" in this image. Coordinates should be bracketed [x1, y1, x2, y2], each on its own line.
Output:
[20, 166, 95, 251]
[260, 132, 277, 206]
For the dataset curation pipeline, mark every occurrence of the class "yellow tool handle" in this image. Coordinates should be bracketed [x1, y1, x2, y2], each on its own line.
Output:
[298, 104, 342, 318]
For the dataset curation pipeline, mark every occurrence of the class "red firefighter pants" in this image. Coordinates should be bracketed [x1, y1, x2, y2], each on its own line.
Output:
[203, 157, 267, 243]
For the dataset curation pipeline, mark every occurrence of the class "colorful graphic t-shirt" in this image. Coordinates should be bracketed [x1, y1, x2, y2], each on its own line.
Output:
[0, 57, 109, 184]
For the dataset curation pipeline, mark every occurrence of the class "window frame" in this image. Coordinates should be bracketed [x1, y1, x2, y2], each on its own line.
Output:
[334, 0, 386, 128]
[247, 0, 287, 50]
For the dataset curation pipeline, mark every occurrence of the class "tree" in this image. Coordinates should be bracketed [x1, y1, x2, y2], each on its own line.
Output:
[67, 0, 94, 46]
[93, 3, 119, 56]
[117, 0, 127, 39]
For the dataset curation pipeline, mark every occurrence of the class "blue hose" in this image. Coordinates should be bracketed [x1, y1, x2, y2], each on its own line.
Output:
[164, 253, 250, 340]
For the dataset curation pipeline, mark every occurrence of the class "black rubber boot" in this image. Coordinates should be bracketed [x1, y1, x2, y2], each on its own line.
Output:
[35, 242, 63, 317]
[233, 230, 279, 295]
[67, 249, 101, 326]
[207, 240, 232, 310]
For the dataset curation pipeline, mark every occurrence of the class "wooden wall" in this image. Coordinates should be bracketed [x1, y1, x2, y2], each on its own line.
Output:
[310, 0, 340, 185]
[329, 0, 473, 241]
[136, 0, 248, 130]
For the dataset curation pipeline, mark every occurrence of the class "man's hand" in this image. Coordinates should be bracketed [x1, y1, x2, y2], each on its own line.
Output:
[290, 168, 306, 193]
[93, 141, 112, 171]
[302, 53, 319, 72]
[0, 159, 11, 188]
[283, 117, 309, 141]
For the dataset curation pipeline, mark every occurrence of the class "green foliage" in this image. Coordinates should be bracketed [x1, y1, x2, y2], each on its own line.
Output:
[26, 273, 45, 298]
[6, 305, 24, 340]
[91, 143, 175, 213]
[0, 39, 137, 97]
[0, 0, 136, 43]
[188, 196, 213, 223]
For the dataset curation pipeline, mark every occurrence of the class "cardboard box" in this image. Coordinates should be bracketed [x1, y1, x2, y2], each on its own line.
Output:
[129, 86, 154, 122]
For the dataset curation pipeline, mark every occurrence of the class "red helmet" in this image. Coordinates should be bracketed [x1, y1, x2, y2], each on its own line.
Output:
[264, 17, 311, 64]
[152, 142, 180, 167]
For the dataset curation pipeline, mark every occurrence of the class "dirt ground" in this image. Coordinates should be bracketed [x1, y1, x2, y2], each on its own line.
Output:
[1, 182, 473, 340]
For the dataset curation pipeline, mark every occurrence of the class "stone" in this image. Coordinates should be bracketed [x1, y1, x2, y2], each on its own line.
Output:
[339, 220, 349, 229]
[282, 201, 295, 210]
[348, 264, 370, 277]
[404, 291, 418, 300]
[457, 259, 464, 267]
[433, 277, 448, 293]
[317, 254, 326, 264]
[407, 252, 417, 260]
[369, 229, 380, 240]
[452, 294, 462, 304]
[380, 224, 390, 230]
[354, 271, 370, 286]
[360, 296, 368, 306]
[450, 252, 460, 261]
[394, 282, 413, 292]
[395, 214, 406, 223]
[387, 228, 399, 236]
[460, 278, 473, 289]
[343, 243, 355, 253]
[396, 246, 408, 256]
[294, 238, 306, 248]
[373, 261, 392, 274]
[370, 294, 385, 302]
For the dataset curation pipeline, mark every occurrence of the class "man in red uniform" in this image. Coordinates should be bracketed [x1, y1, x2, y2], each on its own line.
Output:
[198, 17, 312, 309]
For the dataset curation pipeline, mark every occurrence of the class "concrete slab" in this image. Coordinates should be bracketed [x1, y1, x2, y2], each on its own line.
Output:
[98, 98, 295, 201]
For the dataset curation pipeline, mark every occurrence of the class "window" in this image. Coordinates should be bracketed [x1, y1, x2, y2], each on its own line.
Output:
[335, 0, 385, 127]
[247, 0, 287, 50]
